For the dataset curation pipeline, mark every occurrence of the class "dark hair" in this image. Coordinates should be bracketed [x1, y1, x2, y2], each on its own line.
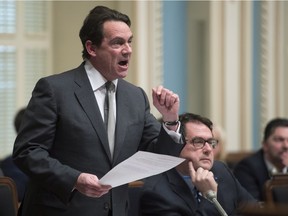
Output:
[263, 118, 288, 141]
[14, 108, 26, 133]
[179, 112, 213, 142]
[79, 5, 131, 59]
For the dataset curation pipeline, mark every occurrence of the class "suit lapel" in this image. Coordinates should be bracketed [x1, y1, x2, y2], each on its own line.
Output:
[73, 64, 112, 161]
[167, 170, 197, 212]
[112, 79, 129, 164]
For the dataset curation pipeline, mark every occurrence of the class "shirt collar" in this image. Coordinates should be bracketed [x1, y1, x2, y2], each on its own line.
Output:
[264, 158, 287, 174]
[84, 60, 118, 91]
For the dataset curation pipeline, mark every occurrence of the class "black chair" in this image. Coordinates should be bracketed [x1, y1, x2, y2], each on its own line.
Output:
[0, 176, 19, 216]
[264, 174, 288, 205]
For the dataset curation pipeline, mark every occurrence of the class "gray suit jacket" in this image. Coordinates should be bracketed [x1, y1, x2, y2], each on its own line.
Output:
[13, 63, 182, 216]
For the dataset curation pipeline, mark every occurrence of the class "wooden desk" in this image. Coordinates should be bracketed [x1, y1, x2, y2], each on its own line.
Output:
[240, 203, 288, 216]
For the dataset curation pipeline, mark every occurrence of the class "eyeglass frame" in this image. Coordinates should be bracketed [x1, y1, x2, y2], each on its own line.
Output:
[185, 137, 219, 149]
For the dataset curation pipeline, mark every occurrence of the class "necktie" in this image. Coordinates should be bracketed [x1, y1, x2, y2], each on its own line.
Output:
[104, 81, 115, 157]
[194, 187, 202, 204]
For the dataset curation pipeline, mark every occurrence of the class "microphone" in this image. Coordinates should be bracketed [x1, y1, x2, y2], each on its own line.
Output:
[205, 190, 228, 216]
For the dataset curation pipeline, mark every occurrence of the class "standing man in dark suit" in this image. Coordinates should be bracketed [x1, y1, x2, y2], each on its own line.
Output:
[234, 118, 288, 201]
[12, 5, 182, 216]
[140, 113, 256, 216]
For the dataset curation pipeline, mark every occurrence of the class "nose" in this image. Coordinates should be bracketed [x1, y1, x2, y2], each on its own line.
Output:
[122, 43, 132, 55]
[203, 141, 213, 151]
[202, 143, 213, 156]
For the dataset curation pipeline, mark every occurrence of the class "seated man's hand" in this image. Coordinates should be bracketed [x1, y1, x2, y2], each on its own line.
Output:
[189, 161, 218, 196]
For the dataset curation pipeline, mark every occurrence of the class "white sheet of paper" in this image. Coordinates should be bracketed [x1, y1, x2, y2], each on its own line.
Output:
[99, 151, 185, 188]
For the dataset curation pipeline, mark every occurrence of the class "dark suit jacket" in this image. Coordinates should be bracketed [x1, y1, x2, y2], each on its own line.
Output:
[233, 149, 270, 201]
[140, 161, 256, 216]
[12, 63, 182, 216]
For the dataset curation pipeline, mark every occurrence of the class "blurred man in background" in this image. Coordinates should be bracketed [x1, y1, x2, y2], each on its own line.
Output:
[234, 118, 288, 201]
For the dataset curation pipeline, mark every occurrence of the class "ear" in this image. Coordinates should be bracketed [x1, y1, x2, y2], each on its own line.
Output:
[85, 40, 97, 57]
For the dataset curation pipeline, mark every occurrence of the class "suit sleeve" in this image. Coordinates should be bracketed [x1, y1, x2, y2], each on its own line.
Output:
[233, 160, 262, 200]
[136, 87, 183, 157]
[12, 78, 80, 204]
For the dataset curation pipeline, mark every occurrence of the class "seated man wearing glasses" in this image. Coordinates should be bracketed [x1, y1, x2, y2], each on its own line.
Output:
[140, 113, 256, 216]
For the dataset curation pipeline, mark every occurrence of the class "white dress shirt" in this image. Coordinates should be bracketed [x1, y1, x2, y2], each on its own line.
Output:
[84, 60, 181, 143]
[84, 60, 117, 122]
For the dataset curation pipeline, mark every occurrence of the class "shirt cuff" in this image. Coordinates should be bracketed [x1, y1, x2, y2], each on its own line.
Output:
[162, 122, 182, 143]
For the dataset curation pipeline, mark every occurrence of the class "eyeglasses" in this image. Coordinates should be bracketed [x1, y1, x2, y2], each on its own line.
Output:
[186, 137, 219, 149]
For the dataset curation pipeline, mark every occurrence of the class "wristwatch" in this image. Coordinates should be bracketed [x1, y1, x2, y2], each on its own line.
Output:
[163, 120, 179, 126]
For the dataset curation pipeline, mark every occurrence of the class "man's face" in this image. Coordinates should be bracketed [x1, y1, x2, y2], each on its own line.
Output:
[263, 127, 288, 167]
[93, 20, 133, 81]
[180, 122, 214, 171]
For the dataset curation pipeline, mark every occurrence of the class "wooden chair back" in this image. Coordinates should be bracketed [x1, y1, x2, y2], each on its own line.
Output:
[0, 176, 19, 216]
[225, 151, 253, 170]
[128, 180, 144, 216]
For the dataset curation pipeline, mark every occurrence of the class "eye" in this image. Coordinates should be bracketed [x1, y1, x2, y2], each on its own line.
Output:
[128, 39, 133, 45]
[273, 137, 285, 142]
[110, 38, 125, 48]
[128, 36, 133, 44]
[193, 138, 204, 143]
[207, 139, 218, 148]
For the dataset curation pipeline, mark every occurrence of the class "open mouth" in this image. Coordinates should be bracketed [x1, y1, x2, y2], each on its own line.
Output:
[118, 60, 128, 66]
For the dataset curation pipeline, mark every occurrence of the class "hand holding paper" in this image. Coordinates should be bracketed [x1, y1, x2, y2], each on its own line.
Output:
[100, 151, 185, 188]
